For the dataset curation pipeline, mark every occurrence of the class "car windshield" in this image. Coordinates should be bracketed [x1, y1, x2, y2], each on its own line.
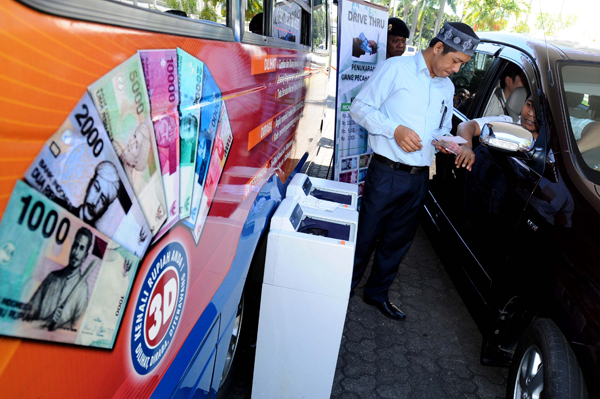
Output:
[560, 63, 600, 171]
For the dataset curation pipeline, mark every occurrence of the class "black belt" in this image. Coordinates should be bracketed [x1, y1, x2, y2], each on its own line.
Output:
[373, 153, 429, 174]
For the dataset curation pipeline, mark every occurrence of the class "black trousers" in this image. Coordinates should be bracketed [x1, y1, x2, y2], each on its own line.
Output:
[351, 156, 429, 302]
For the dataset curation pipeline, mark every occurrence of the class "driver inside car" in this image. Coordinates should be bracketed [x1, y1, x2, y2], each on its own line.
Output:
[436, 94, 600, 171]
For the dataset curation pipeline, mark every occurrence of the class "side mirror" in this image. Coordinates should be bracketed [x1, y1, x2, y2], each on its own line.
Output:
[479, 121, 535, 158]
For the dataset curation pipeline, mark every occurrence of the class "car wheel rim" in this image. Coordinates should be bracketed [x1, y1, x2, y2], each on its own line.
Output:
[513, 344, 543, 399]
[220, 294, 244, 387]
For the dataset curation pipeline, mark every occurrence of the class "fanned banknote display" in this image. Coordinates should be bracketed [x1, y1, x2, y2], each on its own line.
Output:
[139, 50, 181, 242]
[88, 54, 167, 237]
[177, 48, 204, 218]
[185, 65, 222, 229]
[0, 181, 140, 348]
[192, 104, 233, 243]
[24, 93, 151, 258]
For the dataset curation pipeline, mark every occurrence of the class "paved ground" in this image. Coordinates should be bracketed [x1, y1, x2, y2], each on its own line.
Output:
[226, 51, 508, 399]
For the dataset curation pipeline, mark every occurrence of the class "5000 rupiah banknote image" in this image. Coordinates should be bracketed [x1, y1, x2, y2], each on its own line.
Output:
[0, 181, 140, 348]
[140, 49, 181, 242]
[88, 54, 167, 236]
[24, 93, 151, 258]
[177, 48, 204, 219]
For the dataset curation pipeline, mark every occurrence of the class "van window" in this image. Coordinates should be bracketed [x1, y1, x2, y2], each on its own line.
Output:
[312, 0, 327, 50]
[273, 0, 302, 43]
[114, 0, 228, 26]
[560, 63, 600, 174]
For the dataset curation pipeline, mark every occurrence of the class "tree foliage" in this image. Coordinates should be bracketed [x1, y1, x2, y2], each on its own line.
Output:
[164, 0, 198, 16]
[462, 0, 529, 31]
[535, 12, 577, 37]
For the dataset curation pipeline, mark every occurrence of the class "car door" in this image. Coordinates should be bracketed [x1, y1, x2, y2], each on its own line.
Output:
[427, 45, 544, 314]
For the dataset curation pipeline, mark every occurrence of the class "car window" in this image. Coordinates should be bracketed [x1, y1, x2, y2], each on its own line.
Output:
[451, 51, 496, 115]
[560, 63, 600, 173]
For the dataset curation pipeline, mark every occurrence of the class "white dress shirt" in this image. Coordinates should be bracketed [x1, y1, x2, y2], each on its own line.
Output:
[349, 52, 454, 167]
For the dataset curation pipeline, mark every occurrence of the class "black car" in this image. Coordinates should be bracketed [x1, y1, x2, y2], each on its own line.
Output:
[422, 32, 600, 399]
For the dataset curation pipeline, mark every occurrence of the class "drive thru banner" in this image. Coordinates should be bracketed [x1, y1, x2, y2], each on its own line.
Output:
[334, 0, 388, 202]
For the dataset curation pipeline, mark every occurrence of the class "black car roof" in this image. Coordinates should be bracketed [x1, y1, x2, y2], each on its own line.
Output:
[478, 32, 600, 63]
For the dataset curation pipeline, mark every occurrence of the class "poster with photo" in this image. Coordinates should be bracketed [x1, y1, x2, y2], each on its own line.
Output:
[334, 0, 388, 205]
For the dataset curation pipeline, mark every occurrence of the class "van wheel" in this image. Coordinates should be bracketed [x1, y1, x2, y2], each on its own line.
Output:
[507, 318, 588, 399]
[216, 293, 245, 398]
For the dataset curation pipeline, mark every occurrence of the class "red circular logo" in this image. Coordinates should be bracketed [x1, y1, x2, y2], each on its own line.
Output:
[144, 266, 179, 349]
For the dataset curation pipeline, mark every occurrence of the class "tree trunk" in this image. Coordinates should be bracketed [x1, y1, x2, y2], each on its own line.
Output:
[415, 8, 426, 49]
[408, 0, 422, 46]
[402, 4, 410, 22]
[390, 0, 396, 17]
[433, 0, 446, 36]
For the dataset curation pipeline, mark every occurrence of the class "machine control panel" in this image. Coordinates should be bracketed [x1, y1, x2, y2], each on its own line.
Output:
[289, 203, 304, 230]
[302, 176, 312, 196]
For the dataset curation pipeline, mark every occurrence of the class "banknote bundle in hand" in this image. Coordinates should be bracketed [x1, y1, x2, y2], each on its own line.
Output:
[0, 181, 140, 348]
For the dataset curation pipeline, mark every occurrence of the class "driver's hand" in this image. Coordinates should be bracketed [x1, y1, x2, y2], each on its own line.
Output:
[455, 147, 475, 171]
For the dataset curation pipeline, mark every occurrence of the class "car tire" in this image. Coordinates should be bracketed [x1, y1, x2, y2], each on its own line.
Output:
[216, 293, 245, 399]
[507, 318, 588, 399]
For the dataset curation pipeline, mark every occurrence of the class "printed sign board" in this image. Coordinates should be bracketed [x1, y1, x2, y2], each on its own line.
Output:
[334, 0, 388, 204]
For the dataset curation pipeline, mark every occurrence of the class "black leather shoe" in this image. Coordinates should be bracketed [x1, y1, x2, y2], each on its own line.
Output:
[363, 296, 406, 320]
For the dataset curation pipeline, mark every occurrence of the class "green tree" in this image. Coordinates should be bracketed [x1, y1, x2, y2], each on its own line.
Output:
[462, 0, 529, 32]
[164, 0, 198, 16]
[535, 12, 577, 36]
[246, 0, 263, 21]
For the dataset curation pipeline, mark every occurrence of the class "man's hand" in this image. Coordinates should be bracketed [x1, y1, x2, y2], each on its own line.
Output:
[432, 140, 453, 155]
[369, 40, 377, 54]
[352, 38, 366, 57]
[394, 125, 422, 152]
[455, 147, 475, 171]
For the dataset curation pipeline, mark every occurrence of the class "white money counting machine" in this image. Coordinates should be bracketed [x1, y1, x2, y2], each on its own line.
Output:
[252, 197, 357, 399]
[286, 173, 358, 210]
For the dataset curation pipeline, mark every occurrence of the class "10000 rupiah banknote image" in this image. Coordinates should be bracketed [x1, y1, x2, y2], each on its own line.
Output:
[88, 54, 167, 236]
[140, 49, 181, 242]
[177, 48, 204, 218]
[24, 93, 151, 258]
[0, 181, 140, 348]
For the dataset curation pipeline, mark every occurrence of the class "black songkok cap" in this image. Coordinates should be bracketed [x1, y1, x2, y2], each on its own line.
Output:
[436, 22, 480, 56]
[388, 18, 409, 39]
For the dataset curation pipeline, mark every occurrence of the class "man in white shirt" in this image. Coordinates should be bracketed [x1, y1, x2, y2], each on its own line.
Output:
[483, 64, 525, 117]
[349, 22, 480, 320]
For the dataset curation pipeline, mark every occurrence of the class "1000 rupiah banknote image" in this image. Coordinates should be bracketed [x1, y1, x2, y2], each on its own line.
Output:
[24, 93, 151, 258]
[88, 54, 167, 236]
[177, 48, 204, 218]
[192, 103, 233, 243]
[0, 181, 140, 348]
[140, 49, 181, 242]
[185, 65, 222, 229]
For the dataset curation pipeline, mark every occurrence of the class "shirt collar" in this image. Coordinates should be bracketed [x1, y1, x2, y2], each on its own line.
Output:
[415, 51, 448, 83]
